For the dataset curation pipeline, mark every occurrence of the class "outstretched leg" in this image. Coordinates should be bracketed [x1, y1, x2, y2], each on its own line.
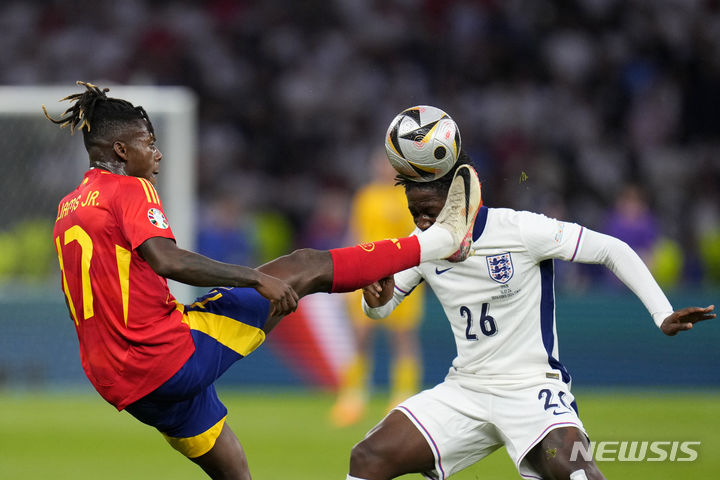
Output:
[257, 239, 425, 335]
[257, 248, 333, 298]
[256, 238, 426, 333]
[257, 236, 426, 297]
[258, 164, 482, 332]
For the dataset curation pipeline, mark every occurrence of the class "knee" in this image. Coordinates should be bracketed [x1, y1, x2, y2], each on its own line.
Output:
[349, 440, 374, 468]
[349, 440, 386, 477]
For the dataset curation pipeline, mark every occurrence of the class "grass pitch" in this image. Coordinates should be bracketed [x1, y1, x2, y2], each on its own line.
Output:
[1, 388, 717, 479]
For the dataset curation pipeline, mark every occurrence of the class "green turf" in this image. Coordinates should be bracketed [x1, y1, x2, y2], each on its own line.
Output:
[1, 388, 718, 479]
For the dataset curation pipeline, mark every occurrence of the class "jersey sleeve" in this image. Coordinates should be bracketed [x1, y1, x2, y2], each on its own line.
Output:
[114, 177, 175, 250]
[517, 211, 585, 262]
[572, 228, 674, 327]
[362, 265, 424, 319]
[519, 210, 673, 327]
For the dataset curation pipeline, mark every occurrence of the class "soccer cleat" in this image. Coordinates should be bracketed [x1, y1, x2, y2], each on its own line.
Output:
[434, 164, 482, 262]
[329, 390, 367, 427]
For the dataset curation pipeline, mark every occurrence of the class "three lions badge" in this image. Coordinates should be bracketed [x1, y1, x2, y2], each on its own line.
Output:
[486, 253, 513, 284]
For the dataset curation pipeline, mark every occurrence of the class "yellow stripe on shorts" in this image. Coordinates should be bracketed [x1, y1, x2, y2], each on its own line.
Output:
[183, 310, 266, 356]
[163, 416, 226, 458]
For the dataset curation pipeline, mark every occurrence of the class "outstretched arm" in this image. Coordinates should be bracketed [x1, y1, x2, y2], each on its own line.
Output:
[138, 236, 298, 315]
[573, 229, 715, 335]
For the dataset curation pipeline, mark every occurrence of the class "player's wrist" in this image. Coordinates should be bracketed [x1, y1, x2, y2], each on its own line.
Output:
[652, 310, 674, 329]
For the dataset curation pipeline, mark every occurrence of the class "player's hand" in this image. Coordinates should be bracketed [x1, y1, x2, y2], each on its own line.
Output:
[362, 275, 395, 308]
[255, 272, 299, 316]
[660, 305, 715, 336]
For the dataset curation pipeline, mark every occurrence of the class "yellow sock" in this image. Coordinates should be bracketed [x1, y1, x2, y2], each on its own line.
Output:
[340, 353, 370, 393]
[389, 355, 421, 408]
[331, 354, 371, 427]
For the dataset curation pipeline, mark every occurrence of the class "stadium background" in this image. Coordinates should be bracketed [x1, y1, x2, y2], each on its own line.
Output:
[0, 1, 718, 479]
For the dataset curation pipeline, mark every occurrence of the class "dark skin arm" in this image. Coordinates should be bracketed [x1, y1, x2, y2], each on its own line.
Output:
[138, 236, 299, 316]
[660, 305, 715, 336]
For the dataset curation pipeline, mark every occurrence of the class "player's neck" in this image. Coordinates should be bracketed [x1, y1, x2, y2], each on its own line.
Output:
[89, 159, 124, 176]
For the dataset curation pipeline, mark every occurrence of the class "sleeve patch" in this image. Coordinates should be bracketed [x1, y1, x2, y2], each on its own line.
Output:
[554, 221, 565, 243]
[147, 208, 169, 229]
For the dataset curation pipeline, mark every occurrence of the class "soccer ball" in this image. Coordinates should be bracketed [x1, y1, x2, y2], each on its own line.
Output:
[384, 105, 461, 182]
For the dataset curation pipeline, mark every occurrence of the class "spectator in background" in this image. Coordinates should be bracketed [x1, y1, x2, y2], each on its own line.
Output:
[330, 149, 425, 427]
[298, 186, 351, 252]
[601, 183, 661, 287]
[197, 192, 254, 267]
[2, 1, 720, 292]
[603, 183, 659, 264]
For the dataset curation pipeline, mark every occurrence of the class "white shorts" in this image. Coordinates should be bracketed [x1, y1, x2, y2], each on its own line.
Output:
[395, 376, 586, 479]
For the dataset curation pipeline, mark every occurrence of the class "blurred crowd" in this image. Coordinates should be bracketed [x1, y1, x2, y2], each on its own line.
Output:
[2, 0, 720, 289]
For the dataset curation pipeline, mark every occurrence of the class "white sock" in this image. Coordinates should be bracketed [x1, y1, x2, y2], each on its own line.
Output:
[417, 225, 454, 262]
[346, 476, 368, 480]
[570, 470, 588, 480]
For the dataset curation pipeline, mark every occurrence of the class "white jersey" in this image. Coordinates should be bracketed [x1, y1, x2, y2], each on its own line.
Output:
[364, 206, 674, 386]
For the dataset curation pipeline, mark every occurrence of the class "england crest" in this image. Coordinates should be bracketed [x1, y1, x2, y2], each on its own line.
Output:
[486, 253, 514, 284]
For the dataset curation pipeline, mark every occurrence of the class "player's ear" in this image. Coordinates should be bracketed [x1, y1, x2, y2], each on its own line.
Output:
[113, 141, 128, 162]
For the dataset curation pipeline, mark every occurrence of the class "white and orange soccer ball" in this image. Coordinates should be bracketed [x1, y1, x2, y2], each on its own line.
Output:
[384, 105, 461, 182]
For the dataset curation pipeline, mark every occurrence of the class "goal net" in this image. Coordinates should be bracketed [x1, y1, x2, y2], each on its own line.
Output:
[0, 85, 198, 302]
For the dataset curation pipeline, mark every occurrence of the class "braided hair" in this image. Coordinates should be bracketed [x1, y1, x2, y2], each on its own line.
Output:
[394, 150, 475, 195]
[42, 81, 155, 150]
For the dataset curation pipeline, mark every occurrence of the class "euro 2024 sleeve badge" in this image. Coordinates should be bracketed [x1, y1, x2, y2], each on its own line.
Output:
[147, 208, 169, 229]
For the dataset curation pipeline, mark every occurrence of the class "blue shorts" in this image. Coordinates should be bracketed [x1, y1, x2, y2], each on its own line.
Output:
[125, 287, 270, 458]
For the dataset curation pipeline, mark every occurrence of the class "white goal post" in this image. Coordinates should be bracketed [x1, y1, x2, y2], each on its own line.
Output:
[0, 85, 198, 302]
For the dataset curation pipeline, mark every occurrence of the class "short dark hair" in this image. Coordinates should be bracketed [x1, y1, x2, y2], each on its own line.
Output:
[394, 150, 474, 196]
[42, 81, 155, 150]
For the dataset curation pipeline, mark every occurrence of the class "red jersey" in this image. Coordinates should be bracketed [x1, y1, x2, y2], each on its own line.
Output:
[53, 169, 195, 410]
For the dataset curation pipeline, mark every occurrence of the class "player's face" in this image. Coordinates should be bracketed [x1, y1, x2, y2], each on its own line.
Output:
[406, 188, 446, 231]
[121, 121, 163, 185]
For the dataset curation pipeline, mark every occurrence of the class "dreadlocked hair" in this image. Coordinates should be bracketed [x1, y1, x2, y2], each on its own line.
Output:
[395, 150, 475, 195]
[42, 81, 155, 150]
